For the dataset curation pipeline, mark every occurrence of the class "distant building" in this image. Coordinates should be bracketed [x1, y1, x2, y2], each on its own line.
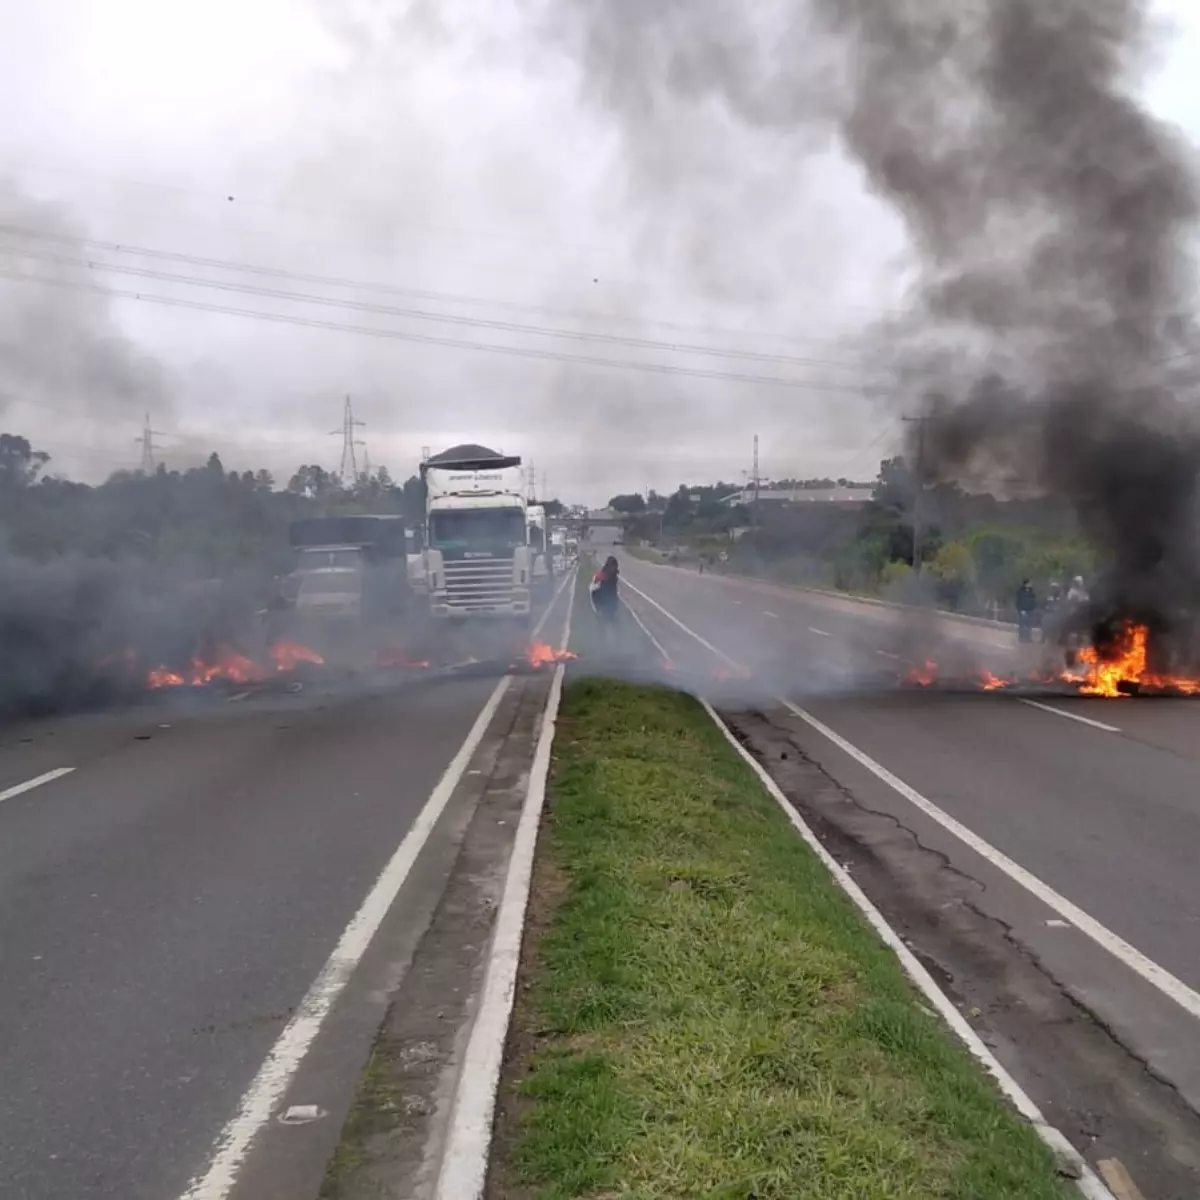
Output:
[719, 486, 875, 508]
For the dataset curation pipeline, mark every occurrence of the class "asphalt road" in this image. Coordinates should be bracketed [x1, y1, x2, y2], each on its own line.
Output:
[0, 583, 571, 1200]
[615, 551, 1200, 1124]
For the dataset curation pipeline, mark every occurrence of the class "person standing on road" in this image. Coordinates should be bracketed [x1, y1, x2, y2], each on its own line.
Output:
[590, 556, 620, 648]
[1015, 579, 1037, 643]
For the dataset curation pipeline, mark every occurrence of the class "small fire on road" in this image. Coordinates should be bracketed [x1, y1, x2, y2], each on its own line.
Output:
[145, 640, 324, 689]
[525, 642, 577, 669]
[897, 620, 1200, 697]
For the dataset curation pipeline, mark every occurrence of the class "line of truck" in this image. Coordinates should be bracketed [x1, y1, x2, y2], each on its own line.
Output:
[271, 443, 577, 658]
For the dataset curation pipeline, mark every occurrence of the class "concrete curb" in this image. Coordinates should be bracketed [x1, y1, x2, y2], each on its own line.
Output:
[432, 568, 577, 1199]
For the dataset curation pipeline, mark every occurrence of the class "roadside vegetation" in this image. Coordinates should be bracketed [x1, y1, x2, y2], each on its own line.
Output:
[489, 574, 1073, 1198]
[609, 457, 1094, 621]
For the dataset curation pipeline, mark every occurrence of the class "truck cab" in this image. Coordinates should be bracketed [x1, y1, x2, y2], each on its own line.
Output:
[421, 445, 532, 621]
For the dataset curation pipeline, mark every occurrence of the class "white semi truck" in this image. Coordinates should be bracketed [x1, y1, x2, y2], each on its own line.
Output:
[527, 502, 554, 598]
[420, 444, 532, 622]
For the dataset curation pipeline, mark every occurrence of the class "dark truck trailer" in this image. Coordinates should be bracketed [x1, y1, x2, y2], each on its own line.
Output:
[283, 514, 414, 623]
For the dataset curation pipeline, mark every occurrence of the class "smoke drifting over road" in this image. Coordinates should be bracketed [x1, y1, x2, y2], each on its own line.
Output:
[543, 0, 1200, 645]
[0, 551, 261, 718]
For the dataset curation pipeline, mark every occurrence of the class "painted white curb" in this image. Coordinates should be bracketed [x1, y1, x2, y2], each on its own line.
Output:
[699, 698, 1112, 1200]
[433, 568, 577, 1199]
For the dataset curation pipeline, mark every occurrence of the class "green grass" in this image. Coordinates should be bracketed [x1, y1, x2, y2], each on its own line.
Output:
[493, 668, 1073, 1197]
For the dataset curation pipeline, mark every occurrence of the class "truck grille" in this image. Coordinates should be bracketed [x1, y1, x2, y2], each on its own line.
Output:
[443, 558, 516, 611]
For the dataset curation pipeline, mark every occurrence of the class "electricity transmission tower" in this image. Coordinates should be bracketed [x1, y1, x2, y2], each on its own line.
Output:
[136, 412, 166, 471]
[330, 395, 366, 481]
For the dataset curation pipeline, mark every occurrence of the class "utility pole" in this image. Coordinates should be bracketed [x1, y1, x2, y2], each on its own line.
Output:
[136, 412, 166, 472]
[330, 395, 366, 482]
[751, 433, 760, 528]
[901, 415, 929, 574]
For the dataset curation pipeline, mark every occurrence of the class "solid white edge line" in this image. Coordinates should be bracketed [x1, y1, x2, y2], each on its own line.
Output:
[0, 767, 75, 805]
[178, 573, 575, 1200]
[699, 699, 1113, 1200]
[434, 569, 577, 1200]
[1019, 698, 1121, 733]
[620, 594, 673, 663]
[780, 698, 1200, 1022]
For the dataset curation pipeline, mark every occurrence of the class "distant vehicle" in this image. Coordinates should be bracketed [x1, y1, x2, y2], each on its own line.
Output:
[284, 515, 413, 623]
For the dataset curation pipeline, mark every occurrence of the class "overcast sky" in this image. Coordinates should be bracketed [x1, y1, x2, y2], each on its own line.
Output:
[0, 0, 1197, 503]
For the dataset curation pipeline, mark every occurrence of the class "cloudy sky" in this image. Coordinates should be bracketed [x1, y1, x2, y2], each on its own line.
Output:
[0, 0, 1197, 503]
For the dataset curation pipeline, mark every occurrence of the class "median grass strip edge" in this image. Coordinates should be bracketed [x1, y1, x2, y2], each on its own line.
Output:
[488, 608, 1073, 1197]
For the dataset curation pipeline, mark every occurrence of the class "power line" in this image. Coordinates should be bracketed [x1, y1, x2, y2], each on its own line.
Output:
[0, 158, 900, 317]
[0, 240, 890, 375]
[0, 267, 892, 394]
[0, 222, 888, 357]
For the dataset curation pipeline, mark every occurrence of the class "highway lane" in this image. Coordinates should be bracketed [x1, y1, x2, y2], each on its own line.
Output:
[0, 586, 571, 1200]
[617, 553, 1200, 1118]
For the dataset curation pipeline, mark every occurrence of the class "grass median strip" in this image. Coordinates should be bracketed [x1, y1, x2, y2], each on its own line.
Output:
[489, 675, 1074, 1198]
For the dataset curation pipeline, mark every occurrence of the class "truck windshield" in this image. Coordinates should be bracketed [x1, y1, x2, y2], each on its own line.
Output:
[298, 570, 361, 596]
[298, 548, 362, 570]
[431, 508, 525, 550]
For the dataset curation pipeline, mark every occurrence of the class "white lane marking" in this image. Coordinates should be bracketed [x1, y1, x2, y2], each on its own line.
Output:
[620, 595, 673, 663]
[809, 627, 831, 637]
[623, 577, 1200, 1041]
[780, 698, 1200, 1023]
[763, 610, 780, 619]
[731, 598, 743, 605]
[876, 649, 900, 660]
[620, 577, 743, 670]
[0, 767, 75, 806]
[1020, 698, 1120, 733]
[701, 701, 1112, 1200]
[436, 571, 577, 1199]
[179, 572, 575, 1200]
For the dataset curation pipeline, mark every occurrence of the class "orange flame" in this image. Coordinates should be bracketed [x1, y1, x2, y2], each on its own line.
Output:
[269, 640, 324, 671]
[526, 642, 578, 668]
[977, 669, 1009, 691]
[1072, 621, 1200, 697]
[375, 647, 431, 669]
[146, 648, 262, 689]
[905, 660, 938, 686]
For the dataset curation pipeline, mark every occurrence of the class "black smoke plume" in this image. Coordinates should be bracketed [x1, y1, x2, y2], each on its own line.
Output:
[540, 0, 1200, 656]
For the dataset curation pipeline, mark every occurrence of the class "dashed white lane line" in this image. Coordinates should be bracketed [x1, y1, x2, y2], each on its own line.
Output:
[620, 596, 673, 663]
[0, 767, 75, 806]
[809, 627, 831, 637]
[763, 610, 780, 619]
[876, 649, 900, 660]
[1019, 698, 1120, 733]
[620, 577, 743, 670]
[623, 572, 1200, 1029]
[178, 571, 576, 1200]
